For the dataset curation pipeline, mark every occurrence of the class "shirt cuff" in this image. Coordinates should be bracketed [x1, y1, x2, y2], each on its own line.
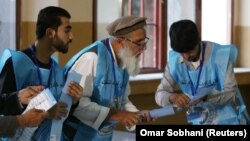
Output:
[92, 106, 110, 130]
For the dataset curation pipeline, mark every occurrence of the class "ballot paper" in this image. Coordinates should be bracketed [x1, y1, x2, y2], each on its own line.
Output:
[189, 85, 215, 104]
[50, 70, 82, 141]
[10, 89, 56, 141]
[149, 106, 175, 118]
[62, 70, 82, 94]
[23, 88, 57, 113]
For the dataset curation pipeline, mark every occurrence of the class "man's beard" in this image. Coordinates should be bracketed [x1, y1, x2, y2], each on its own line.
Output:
[119, 46, 140, 76]
[53, 35, 71, 54]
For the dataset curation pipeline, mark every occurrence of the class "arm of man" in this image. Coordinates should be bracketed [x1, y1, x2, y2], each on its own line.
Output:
[0, 116, 19, 137]
[155, 64, 190, 107]
[70, 52, 110, 130]
[0, 59, 23, 115]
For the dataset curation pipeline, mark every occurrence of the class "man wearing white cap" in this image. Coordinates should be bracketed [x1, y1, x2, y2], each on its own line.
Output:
[63, 16, 153, 141]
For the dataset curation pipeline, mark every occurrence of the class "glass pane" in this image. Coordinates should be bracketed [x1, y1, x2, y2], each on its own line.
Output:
[123, 0, 129, 16]
[202, 0, 231, 44]
[131, 0, 140, 16]
[0, 0, 16, 54]
[144, 0, 154, 20]
[141, 25, 155, 68]
[141, 0, 155, 68]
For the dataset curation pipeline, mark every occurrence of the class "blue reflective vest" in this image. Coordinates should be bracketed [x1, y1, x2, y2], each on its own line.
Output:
[169, 42, 250, 124]
[0, 48, 65, 140]
[64, 39, 129, 141]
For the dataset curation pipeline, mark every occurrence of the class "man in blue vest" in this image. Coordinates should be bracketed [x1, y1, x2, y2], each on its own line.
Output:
[63, 16, 153, 140]
[155, 19, 250, 124]
[0, 18, 47, 139]
[0, 6, 83, 140]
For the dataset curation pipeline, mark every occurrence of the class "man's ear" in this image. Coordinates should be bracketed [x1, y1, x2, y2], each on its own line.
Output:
[46, 28, 55, 38]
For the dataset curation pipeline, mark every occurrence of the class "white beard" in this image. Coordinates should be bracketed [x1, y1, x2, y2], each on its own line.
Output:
[119, 47, 140, 76]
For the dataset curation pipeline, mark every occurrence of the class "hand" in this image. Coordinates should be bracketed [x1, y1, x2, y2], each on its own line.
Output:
[137, 110, 157, 122]
[66, 82, 83, 104]
[108, 110, 141, 128]
[169, 93, 190, 108]
[18, 85, 44, 105]
[47, 102, 68, 120]
[18, 108, 48, 128]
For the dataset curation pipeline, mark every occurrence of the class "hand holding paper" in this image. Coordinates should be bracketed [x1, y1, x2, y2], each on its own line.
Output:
[23, 88, 57, 114]
[188, 85, 215, 105]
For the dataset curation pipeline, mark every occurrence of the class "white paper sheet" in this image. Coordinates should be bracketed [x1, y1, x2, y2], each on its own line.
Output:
[189, 85, 215, 104]
[23, 88, 57, 113]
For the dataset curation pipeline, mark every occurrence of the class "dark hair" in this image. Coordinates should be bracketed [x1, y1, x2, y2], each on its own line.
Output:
[36, 6, 71, 40]
[169, 19, 200, 53]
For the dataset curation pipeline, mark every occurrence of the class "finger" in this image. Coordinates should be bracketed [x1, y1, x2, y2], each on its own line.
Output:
[26, 87, 40, 97]
[69, 82, 83, 90]
[69, 82, 83, 94]
[57, 102, 67, 108]
[68, 84, 82, 96]
[41, 112, 49, 118]
[30, 85, 44, 92]
[33, 109, 44, 113]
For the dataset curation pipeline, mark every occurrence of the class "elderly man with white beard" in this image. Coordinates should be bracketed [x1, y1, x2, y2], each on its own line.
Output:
[63, 16, 153, 141]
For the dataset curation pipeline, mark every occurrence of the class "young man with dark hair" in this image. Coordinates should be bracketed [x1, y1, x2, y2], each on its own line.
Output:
[0, 6, 83, 140]
[155, 19, 249, 125]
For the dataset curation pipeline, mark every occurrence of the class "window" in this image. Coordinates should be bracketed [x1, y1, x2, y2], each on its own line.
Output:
[202, 0, 232, 44]
[123, 0, 167, 73]
[95, 0, 166, 74]
[95, 0, 233, 73]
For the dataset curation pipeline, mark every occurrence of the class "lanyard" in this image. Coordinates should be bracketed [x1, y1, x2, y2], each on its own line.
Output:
[104, 38, 124, 109]
[186, 42, 205, 96]
[29, 45, 53, 88]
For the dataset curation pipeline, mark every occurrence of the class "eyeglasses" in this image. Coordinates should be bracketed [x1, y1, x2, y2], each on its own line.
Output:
[125, 37, 149, 47]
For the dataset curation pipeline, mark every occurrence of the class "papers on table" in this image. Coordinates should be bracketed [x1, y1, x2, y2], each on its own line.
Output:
[23, 88, 57, 113]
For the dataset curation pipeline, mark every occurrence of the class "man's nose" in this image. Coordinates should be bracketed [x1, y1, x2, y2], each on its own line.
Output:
[181, 53, 190, 59]
[69, 32, 74, 40]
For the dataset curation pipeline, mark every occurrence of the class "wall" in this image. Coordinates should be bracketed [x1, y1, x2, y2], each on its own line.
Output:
[21, 0, 93, 67]
[234, 0, 250, 67]
[0, 0, 16, 54]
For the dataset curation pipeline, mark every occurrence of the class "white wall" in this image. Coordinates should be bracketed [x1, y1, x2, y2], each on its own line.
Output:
[97, 0, 121, 40]
[0, 0, 16, 54]
[236, 0, 250, 26]
[22, 0, 59, 22]
[22, 0, 92, 22]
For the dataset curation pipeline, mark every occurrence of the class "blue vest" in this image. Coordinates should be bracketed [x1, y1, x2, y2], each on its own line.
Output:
[0, 49, 65, 140]
[169, 42, 249, 124]
[64, 40, 129, 141]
